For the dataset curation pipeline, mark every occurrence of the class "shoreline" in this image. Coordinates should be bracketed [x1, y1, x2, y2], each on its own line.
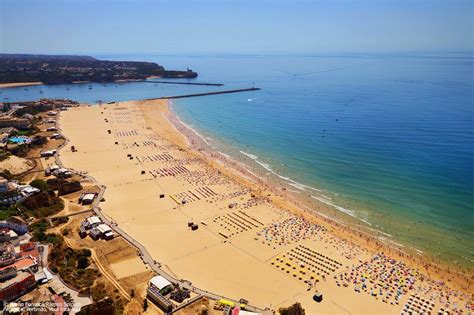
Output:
[166, 100, 473, 290]
[0, 76, 180, 90]
[0, 82, 43, 89]
[57, 99, 472, 313]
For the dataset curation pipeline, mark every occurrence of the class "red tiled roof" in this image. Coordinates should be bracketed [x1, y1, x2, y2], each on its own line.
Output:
[19, 248, 40, 261]
[0, 257, 36, 271]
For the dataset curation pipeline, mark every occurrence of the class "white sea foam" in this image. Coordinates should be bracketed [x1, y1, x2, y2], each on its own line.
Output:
[320, 194, 333, 200]
[240, 150, 258, 160]
[218, 151, 231, 159]
[188, 126, 211, 145]
[175, 115, 212, 146]
[410, 247, 424, 255]
[255, 160, 273, 172]
[241, 151, 322, 192]
[289, 182, 309, 191]
[461, 256, 474, 263]
[311, 195, 373, 226]
[389, 240, 405, 248]
[276, 175, 322, 192]
[365, 226, 393, 238]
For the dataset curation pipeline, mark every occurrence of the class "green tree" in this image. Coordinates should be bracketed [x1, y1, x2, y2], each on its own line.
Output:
[77, 256, 90, 269]
[279, 303, 305, 315]
[30, 179, 49, 191]
[0, 170, 14, 180]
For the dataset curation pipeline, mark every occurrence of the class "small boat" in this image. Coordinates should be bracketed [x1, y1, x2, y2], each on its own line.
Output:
[39, 90, 44, 93]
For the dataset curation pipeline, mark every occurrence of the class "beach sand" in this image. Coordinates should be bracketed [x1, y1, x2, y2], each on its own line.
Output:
[59, 100, 472, 314]
[0, 155, 34, 174]
[110, 257, 148, 279]
[0, 82, 42, 89]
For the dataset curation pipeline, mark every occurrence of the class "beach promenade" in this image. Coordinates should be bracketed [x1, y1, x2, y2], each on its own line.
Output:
[56, 99, 472, 314]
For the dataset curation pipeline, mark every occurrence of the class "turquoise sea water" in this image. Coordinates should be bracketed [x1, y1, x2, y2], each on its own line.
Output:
[2, 53, 473, 268]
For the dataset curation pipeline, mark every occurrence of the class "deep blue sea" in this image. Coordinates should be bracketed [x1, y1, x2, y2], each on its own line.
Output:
[2, 53, 473, 268]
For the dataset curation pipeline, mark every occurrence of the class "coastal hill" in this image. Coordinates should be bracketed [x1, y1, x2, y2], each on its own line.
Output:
[0, 54, 198, 84]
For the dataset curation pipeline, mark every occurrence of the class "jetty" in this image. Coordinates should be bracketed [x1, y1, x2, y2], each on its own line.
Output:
[145, 80, 223, 86]
[149, 87, 260, 100]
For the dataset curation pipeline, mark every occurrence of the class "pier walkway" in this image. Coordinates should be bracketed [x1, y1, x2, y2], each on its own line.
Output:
[145, 80, 223, 86]
[149, 87, 260, 100]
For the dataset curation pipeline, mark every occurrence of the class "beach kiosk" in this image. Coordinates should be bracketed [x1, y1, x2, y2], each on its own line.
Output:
[149, 276, 173, 295]
[85, 216, 101, 229]
[80, 193, 96, 205]
[147, 276, 174, 312]
[96, 224, 114, 240]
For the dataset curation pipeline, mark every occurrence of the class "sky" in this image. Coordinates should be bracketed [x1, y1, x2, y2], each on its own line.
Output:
[1, 0, 473, 55]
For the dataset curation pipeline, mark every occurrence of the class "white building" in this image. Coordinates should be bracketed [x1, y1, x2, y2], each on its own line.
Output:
[85, 216, 101, 228]
[96, 224, 114, 240]
[40, 150, 56, 157]
[0, 217, 28, 235]
[149, 276, 172, 293]
[81, 193, 96, 205]
[52, 168, 72, 178]
[17, 185, 40, 197]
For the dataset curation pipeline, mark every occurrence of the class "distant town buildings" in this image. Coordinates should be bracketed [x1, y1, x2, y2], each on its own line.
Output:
[0, 270, 35, 301]
[0, 178, 40, 206]
[0, 221, 39, 303]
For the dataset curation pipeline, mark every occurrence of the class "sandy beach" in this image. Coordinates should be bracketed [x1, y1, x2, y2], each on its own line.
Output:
[0, 155, 35, 174]
[0, 82, 43, 89]
[58, 99, 472, 314]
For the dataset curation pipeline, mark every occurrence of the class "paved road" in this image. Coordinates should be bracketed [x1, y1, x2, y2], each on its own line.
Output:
[54, 111, 268, 314]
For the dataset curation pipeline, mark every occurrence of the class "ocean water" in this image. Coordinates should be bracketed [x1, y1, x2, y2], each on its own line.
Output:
[2, 53, 473, 268]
